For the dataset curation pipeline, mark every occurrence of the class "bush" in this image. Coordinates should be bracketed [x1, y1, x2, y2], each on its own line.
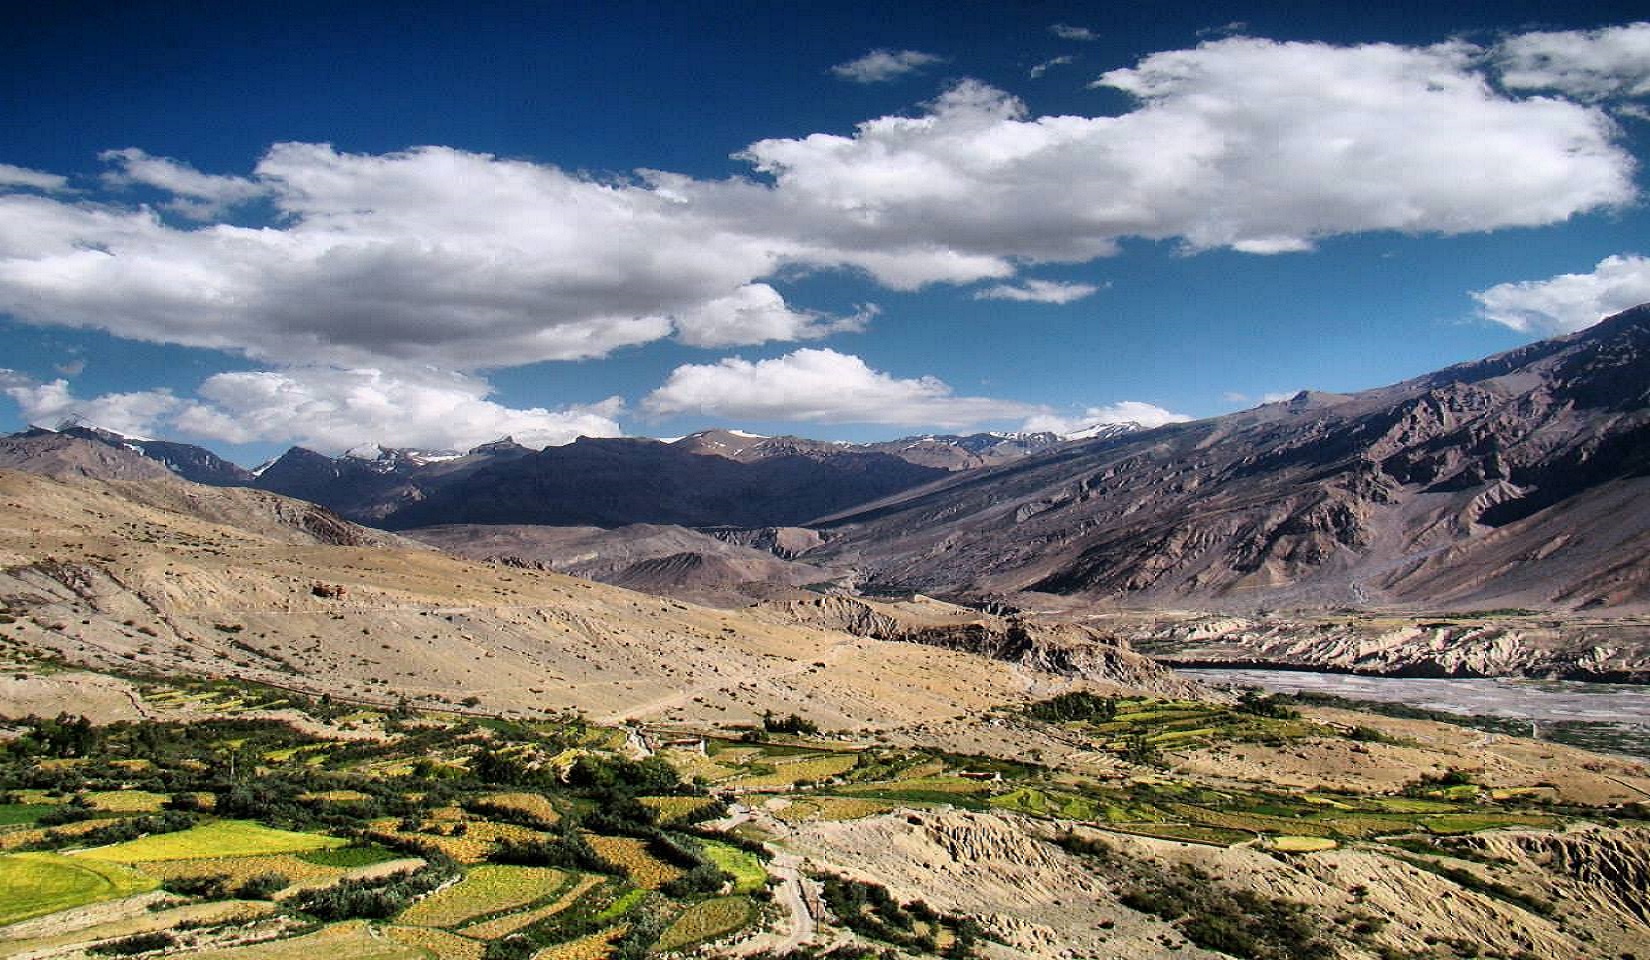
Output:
[89, 932, 176, 955]
[234, 871, 288, 899]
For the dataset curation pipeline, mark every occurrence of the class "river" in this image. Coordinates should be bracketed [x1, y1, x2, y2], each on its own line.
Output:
[1177, 668, 1650, 728]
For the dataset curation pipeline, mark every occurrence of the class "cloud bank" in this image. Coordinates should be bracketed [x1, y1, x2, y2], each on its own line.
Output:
[0, 27, 1643, 446]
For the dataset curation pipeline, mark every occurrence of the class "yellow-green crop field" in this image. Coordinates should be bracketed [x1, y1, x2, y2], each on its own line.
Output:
[723, 753, 858, 789]
[75, 820, 346, 863]
[135, 853, 349, 893]
[639, 795, 714, 824]
[587, 835, 683, 889]
[700, 840, 764, 894]
[399, 864, 567, 927]
[1271, 836, 1338, 852]
[0, 851, 159, 925]
[654, 897, 753, 952]
[385, 924, 487, 960]
[477, 792, 561, 825]
[461, 874, 604, 940]
[83, 790, 169, 812]
[533, 926, 626, 960]
[772, 796, 893, 823]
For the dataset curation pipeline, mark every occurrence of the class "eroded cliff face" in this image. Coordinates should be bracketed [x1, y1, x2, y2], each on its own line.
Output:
[1115, 611, 1650, 680]
[783, 810, 1650, 960]
[762, 595, 1205, 697]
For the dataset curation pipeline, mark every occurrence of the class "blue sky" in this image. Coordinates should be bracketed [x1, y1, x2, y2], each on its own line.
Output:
[2, 1, 1649, 465]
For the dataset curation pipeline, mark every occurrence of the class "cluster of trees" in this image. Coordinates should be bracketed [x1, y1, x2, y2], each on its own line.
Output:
[817, 874, 980, 957]
[1, 713, 99, 758]
[287, 855, 459, 920]
[1026, 692, 1118, 723]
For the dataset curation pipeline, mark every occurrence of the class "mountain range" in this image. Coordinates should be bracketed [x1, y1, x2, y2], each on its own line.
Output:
[3, 304, 1647, 614]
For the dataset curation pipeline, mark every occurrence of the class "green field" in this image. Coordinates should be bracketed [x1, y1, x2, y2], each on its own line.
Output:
[0, 852, 159, 925]
[700, 839, 766, 894]
[74, 819, 347, 863]
[0, 802, 55, 826]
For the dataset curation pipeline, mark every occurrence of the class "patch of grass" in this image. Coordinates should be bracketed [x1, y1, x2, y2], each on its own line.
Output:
[1421, 813, 1560, 835]
[1102, 823, 1252, 846]
[654, 896, 753, 952]
[721, 753, 858, 789]
[75, 819, 346, 863]
[0, 852, 159, 925]
[383, 925, 485, 960]
[296, 843, 402, 868]
[0, 803, 55, 826]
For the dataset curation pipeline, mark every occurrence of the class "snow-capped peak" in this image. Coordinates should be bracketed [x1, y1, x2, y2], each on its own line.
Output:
[1061, 421, 1144, 441]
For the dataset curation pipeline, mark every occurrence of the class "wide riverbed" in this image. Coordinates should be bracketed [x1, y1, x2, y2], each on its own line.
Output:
[1177, 668, 1650, 726]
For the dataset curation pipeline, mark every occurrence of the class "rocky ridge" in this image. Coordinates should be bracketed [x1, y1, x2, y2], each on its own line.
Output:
[812, 304, 1650, 612]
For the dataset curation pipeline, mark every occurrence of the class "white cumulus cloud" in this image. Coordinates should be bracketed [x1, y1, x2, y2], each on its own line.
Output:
[721, 40, 1633, 288]
[100, 148, 268, 219]
[642, 348, 1038, 427]
[1472, 254, 1650, 335]
[973, 279, 1102, 303]
[172, 367, 625, 454]
[669, 283, 872, 347]
[4, 377, 181, 438]
[2, 366, 623, 455]
[830, 49, 944, 83]
[1495, 22, 1650, 101]
[1021, 401, 1191, 435]
[0, 163, 68, 192]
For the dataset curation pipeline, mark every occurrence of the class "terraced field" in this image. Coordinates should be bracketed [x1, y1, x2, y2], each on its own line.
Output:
[654, 897, 752, 952]
[75, 820, 347, 863]
[399, 864, 568, 927]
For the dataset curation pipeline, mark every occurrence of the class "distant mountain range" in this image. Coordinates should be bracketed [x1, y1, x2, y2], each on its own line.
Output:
[0, 422, 1116, 529]
[3, 306, 1646, 613]
[811, 304, 1650, 612]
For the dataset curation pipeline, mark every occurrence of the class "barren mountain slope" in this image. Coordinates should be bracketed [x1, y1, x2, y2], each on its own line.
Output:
[0, 469, 1177, 728]
[0, 428, 176, 482]
[813, 304, 1650, 611]
[403, 522, 844, 606]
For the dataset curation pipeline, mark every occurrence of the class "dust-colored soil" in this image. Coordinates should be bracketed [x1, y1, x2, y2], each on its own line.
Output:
[0, 470, 1103, 730]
